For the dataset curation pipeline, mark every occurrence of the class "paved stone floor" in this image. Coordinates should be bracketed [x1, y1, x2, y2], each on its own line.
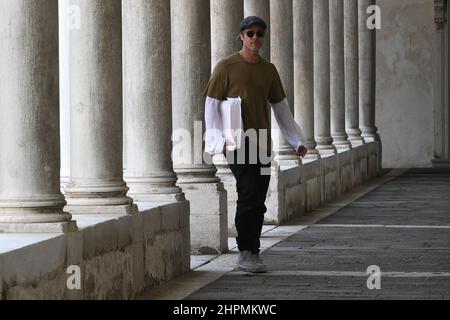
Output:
[186, 169, 450, 300]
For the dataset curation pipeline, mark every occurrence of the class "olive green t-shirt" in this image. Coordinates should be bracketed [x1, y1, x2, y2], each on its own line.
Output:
[204, 52, 286, 153]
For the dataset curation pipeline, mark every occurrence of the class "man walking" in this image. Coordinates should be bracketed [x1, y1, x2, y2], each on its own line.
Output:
[204, 16, 307, 273]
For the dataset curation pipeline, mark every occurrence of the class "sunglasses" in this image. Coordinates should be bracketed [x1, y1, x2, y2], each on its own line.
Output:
[243, 30, 265, 38]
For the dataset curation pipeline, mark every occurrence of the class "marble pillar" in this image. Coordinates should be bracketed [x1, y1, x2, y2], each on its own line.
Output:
[313, 0, 336, 156]
[244, 0, 271, 61]
[344, 0, 365, 147]
[330, 0, 352, 151]
[65, 0, 136, 215]
[210, 0, 244, 235]
[123, 0, 184, 202]
[359, 0, 379, 143]
[432, 0, 450, 168]
[293, 0, 320, 161]
[271, 0, 300, 164]
[211, 0, 244, 67]
[0, 0, 76, 233]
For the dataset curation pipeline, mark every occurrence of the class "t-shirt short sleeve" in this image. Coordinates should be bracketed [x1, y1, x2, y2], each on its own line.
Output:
[204, 61, 228, 100]
[268, 65, 286, 104]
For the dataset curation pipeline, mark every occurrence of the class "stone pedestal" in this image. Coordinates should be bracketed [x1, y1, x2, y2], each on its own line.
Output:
[187, 183, 228, 254]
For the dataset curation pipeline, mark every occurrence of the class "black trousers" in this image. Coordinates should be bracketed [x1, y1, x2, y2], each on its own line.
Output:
[226, 140, 271, 254]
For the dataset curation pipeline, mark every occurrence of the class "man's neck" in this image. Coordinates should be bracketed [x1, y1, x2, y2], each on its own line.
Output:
[239, 49, 260, 64]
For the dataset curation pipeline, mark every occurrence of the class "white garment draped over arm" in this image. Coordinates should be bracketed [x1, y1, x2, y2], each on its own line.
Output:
[270, 98, 307, 152]
[204, 96, 226, 155]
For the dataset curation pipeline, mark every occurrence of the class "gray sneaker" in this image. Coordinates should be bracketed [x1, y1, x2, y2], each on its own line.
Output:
[237, 251, 268, 273]
[251, 253, 268, 273]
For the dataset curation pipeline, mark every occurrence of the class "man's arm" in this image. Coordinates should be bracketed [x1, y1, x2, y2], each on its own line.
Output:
[270, 98, 308, 156]
[204, 97, 226, 155]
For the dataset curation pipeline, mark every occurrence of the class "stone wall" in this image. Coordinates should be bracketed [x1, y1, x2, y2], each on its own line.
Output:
[0, 201, 190, 300]
[266, 143, 379, 225]
[376, 0, 434, 168]
[224, 142, 381, 226]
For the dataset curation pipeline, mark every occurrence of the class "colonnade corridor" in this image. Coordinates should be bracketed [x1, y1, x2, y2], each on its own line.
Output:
[140, 168, 450, 300]
[0, 0, 448, 303]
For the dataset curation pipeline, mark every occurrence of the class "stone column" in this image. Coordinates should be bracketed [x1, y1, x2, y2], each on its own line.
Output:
[210, 0, 243, 236]
[432, 0, 450, 168]
[244, 0, 271, 61]
[359, 0, 379, 143]
[271, 0, 299, 164]
[330, 0, 352, 151]
[344, 0, 365, 146]
[211, 0, 244, 67]
[0, 0, 76, 233]
[60, 0, 71, 192]
[172, 0, 228, 254]
[313, 0, 336, 156]
[123, 0, 183, 202]
[65, 0, 136, 215]
[293, 0, 320, 161]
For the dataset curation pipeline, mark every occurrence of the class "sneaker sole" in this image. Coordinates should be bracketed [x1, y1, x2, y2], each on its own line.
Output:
[237, 264, 268, 274]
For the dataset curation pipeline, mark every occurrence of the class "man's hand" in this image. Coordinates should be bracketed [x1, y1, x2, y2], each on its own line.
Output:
[296, 145, 307, 158]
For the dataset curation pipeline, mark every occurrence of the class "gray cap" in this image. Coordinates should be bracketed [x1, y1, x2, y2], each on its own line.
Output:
[239, 16, 267, 32]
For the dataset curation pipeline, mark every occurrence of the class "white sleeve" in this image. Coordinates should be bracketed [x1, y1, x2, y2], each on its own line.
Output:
[204, 96, 226, 155]
[270, 98, 307, 152]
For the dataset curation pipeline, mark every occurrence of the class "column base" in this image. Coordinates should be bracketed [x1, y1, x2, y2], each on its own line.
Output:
[332, 133, 352, 152]
[362, 134, 380, 143]
[317, 146, 337, 157]
[64, 203, 138, 215]
[349, 138, 365, 148]
[124, 174, 183, 202]
[0, 220, 78, 233]
[174, 165, 220, 184]
[273, 148, 299, 164]
[333, 141, 352, 152]
[431, 158, 450, 168]
[274, 137, 300, 165]
[128, 192, 186, 203]
[361, 127, 380, 143]
[276, 158, 302, 167]
[347, 128, 365, 147]
[302, 150, 321, 163]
